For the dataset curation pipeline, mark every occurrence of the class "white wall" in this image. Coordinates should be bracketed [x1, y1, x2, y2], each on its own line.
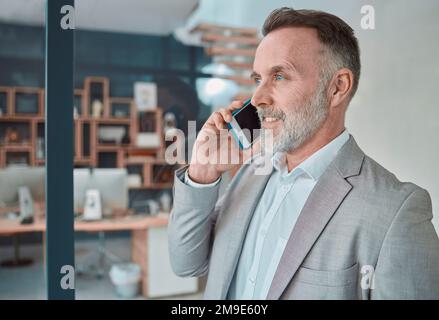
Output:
[312, 0, 439, 231]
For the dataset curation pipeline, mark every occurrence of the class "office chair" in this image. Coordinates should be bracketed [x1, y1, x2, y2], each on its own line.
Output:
[76, 231, 123, 279]
[0, 234, 33, 267]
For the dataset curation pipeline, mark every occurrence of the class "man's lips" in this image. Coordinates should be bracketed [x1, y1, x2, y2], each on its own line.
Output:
[262, 117, 282, 128]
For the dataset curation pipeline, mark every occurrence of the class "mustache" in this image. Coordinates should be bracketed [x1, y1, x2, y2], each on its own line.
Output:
[256, 106, 286, 121]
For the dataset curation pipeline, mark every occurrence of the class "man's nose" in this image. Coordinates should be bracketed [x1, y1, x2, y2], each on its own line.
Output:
[251, 82, 273, 108]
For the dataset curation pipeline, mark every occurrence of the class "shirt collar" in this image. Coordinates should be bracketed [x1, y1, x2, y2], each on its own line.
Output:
[272, 130, 350, 181]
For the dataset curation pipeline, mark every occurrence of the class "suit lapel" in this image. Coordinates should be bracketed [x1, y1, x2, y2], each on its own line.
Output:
[266, 136, 365, 299]
[266, 166, 352, 299]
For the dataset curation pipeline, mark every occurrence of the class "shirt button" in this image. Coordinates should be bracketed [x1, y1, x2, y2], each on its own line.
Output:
[249, 277, 255, 284]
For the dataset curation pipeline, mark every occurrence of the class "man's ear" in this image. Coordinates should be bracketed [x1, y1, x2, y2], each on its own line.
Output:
[328, 68, 353, 108]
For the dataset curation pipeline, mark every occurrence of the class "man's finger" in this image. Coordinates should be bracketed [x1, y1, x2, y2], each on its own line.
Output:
[228, 100, 245, 111]
[219, 108, 232, 123]
[212, 111, 226, 130]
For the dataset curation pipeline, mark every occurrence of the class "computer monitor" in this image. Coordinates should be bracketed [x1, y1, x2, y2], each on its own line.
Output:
[73, 168, 90, 214]
[74, 168, 128, 215]
[0, 166, 127, 217]
[0, 166, 45, 207]
[0, 166, 45, 224]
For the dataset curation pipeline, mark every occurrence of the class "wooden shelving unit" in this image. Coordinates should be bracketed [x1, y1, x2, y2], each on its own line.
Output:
[124, 156, 177, 190]
[0, 77, 178, 191]
[0, 86, 13, 115]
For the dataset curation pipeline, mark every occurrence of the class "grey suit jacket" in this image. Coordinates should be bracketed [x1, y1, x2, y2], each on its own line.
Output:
[168, 136, 439, 299]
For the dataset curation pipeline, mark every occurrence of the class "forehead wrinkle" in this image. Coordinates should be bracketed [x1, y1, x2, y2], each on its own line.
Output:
[251, 62, 297, 79]
[277, 61, 297, 73]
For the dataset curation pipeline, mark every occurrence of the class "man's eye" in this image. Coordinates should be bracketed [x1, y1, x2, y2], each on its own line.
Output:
[274, 74, 284, 81]
[254, 78, 261, 84]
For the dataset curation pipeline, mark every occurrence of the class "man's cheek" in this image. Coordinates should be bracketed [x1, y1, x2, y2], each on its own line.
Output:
[278, 91, 306, 110]
[288, 86, 312, 106]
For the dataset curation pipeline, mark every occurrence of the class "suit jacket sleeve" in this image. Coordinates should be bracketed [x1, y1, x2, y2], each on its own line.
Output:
[168, 166, 225, 277]
[371, 187, 439, 299]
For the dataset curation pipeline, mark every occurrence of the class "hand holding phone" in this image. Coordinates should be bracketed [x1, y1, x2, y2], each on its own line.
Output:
[188, 100, 257, 184]
[227, 99, 261, 150]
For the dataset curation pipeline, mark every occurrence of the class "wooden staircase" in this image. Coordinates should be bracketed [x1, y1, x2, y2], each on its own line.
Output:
[192, 23, 261, 101]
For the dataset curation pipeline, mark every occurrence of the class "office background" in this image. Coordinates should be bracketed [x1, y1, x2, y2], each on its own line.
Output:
[0, 0, 438, 299]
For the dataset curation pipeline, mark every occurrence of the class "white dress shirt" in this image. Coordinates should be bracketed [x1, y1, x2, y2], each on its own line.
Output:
[185, 130, 349, 299]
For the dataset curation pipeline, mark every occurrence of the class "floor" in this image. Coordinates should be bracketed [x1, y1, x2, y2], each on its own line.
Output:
[0, 237, 203, 300]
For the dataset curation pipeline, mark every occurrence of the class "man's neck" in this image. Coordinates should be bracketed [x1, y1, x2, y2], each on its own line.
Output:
[285, 127, 345, 172]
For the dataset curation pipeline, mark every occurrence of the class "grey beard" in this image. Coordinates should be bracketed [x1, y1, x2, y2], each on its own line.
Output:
[258, 81, 329, 154]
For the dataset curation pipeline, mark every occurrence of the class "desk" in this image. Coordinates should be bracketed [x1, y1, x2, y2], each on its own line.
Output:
[0, 213, 197, 298]
[0, 213, 167, 233]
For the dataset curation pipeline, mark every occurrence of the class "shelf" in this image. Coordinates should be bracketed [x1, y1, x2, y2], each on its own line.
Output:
[192, 23, 259, 37]
[84, 77, 110, 118]
[13, 88, 44, 116]
[109, 97, 134, 119]
[205, 46, 256, 57]
[94, 118, 133, 124]
[74, 116, 92, 122]
[97, 145, 130, 151]
[0, 117, 115, 123]
[3, 147, 33, 166]
[2, 145, 33, 151]
[73, 159, 92, 167]
[0, 81, 166, 172]
[0, 116, 44, 122]
[72, 116, 133, 124]
[124, 156, 155, 165]
[127, 146, 162, 152]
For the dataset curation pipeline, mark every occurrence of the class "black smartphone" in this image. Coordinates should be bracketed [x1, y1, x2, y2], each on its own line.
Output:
[227, 99, 261, 149]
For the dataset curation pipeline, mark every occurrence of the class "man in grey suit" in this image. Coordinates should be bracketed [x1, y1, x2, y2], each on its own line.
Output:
[168, 8, 439, 299]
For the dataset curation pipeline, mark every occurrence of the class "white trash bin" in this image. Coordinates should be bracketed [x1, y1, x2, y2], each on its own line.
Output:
[109, 263, 141, 299]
